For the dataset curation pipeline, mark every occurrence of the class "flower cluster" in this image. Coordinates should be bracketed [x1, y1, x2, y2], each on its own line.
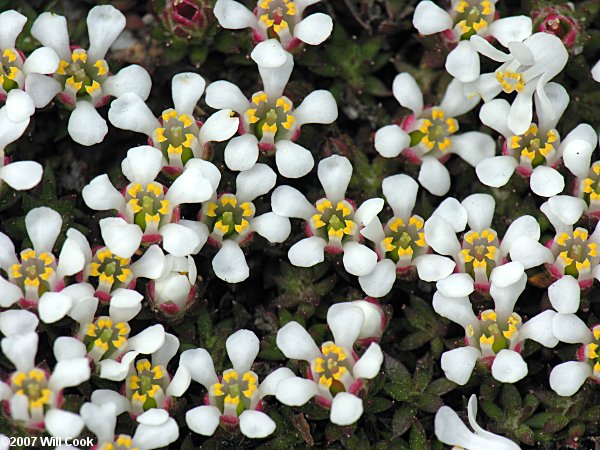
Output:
[0, 0, 600, 448]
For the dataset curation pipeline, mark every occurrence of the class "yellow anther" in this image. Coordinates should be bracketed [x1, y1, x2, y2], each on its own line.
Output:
[438, 137, 452, 151]
[460, 249, 474, 263]
[206, 203, 218, 217]
[85, 80, 101, 95]
[273, 21, 289, 33]
[595, 362, 600, 373]
[147, 183, 163, 196]
[446, 118, 459, 134]
[212, 383, 224, 396]
[398, 246, 414, 257]
[316, 199, 332, 212]
[588, 343, 599, 359]
[421, 135, 435, 150]
[39, 267, 54, 281]
[132, 392, 147, 403]
[594, 328, 600, 340]
[39, 253, 53, 266]
[503, 325, 517, 339]
[408, 216, 424, 229]
[547, 130, 558, 143]
[286, 2, 297, 14]
[525, 124, 538, 136]
[389, 218, 404, 232]
[281, 114, 296, 130]
[223, 371, 239, 382]
[276, 97, 292, 112]
[455, 0, 468, 12]
[336, 202, 351, 217]
[510, 135, 521, 149]
[215, 221, 229, 234]
[129, 375, 140, 390]
[466, 325, 475, 337]
[179, 113, 193, 128]
[117, 436, 132, 447]
[158, 200, 169, 215]
[319, 375, 332, 388]
[167, 144, 182, 155]
[127, 183, 142, 197]
[458, 19, 471, 34]
[3, 48, 16, 62]
[128, 199, 142, 214]
[576, 259, 591, 271]
[262, 123, 277, 134]
[241, 202, 253, 217]
[243, 384, 257, 398]
[21, 249, 36, 261]
[481, 0, 492, 14]
[473, 259, 487, 269]
[246, 108, 259, 124]
[97, 318, 113, 329]
[94, 339, 109, 352]
[472, 19, 487, 31]
[431, 108, 445, 120]
[573, 228, 589, 241]
[136, 360, 152, 373]
[144, 212, 160, 223]
[72, 50, 87, 63]
[162, 110, 178, 122]
[481, 311, 497, 322]
[539, 143, 554, 157]
[225, 394, 240, 405]
[260, 14, 275, 27]
[464, 231, 478, 245]
[328, 228, 344, 239]
[481, 229, 495, 242]
[479, 335, 494, 346]
[312, 214, 326, 228]
[521, 149, 535, 161]
[86, 323, 98, 337]
[555, 233, 570, 246]
[10, 264, 22, 278]
[559, 251, 573, 265]
[56, 60, 69, 75]
[155, 128, 167, 143]
[24, 277, 40, 287]
[593, 164, 600, 176]
[485, 246, 497, 259]
[235, 220, 249, 233]
[12, 372, 26, 387]
[313, 357, 325, 373]
[332, 366, 347, 380]
[94, 60, 107, 76]
[419, 119, 432, 134]
[66, 76, 83, 91]
[221, 195, 238, 207]
[183, 133, 195, 148]
[588, 242, 598, 257]
[383, 237, 395, 252]
[583, 178, 594, 194]
[252, 92, 268, 105]
[112, 336, 126, 348]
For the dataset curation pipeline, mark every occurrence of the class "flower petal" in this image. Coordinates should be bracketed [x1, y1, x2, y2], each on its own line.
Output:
[5, 89, 34, 123]
[0, 10, 26, 50]
[374, 124, 409, 158]
[491, 349, 528, 383]
[552, 313, 592, 344]
[293, 89, 338, 127]
[239, 410, 277, 438]
[122, 145, 163, 185]
[99, 217, 142, 259]
[205, 80, 250, 114]
[224, 134, 259, 172]
[288, 236, 326, 267]
[352, 343, 383, 379]
[518, 309, 558, 348]
[257, 51, 294, 99]
[392, 72, 423, 116]
[488, 15, 532, 47]
[186, 405, 221, 436]
[226, 329, 259, 374]
[317, 155, 352, 202]
[358, 259, 396, 298]
[294, 13, 333, 45]
[275, 140, 315, 178]
[24, 73, 62, 108]
[108, 92, 160, 136]
[419, 156, 451, 196]
[22, 46, 59, 75]
[0, 161, 43, 191]
[198, 108, 240, 146]
[86, 5, 126, 61]
[214, 0, 258, 30]
[342, 241, 378, 276]
[330, 393, 364, 426]
[461, 193, 495, 231]
[489, 261, 525, 288]
[413, 254, 456, 282]
[440, 346, 480, 385]
[252, 212, 291, 243]
[446, 41, 480, 83]
[550, 361, 591, 396]
[412, 1, 452, 35]
[172, 72, 206, 115]
[68, 101, 108, 146]
[26, 206, 61, 254]
[276, 321, 321, 361]
[530, 166, 564, 197]
[45, 410, 84, 439]
[48, 358, 90, 391]
[436, 273, 474, 298]
[103, 65, 152, 101]
[382, 174, 418, 220]
[212, 240, 249, 283]
[258, 367, 296, 398]
[424, 215, 460, 255]
[0, 310, 38, 336]
[38, 292, 72, 324]
[548, 275, 580, 314]
[450, 132, 495, 166]
[236, 163, 277, 201]
[275, 376, 318, 406]
[128, 324, 166, 354]
[327, 303, 365, 349]
[30, 12, 71, 60]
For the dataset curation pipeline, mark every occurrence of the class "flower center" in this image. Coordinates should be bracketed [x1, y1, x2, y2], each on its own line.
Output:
[581, 162, 600, 208]
[9, 249, 57, 300]
[100, 435, 138, 450]
[127, 359, 169, 412]
[469, 310, 522, 354]
[244, 92, 296, 144]
[454, 0, 492, 38]
[56, 49, 109, 99]
[508, 124, 558, 168]
[11, 369, 52, 412]
[459, 229, 500, 282]
[204, 194, 255, 241]
[84, 316, 130, 361]
[126, 182, 171, 232]
[258, 0, 297, 35]
[553, 228, 598, 278]
[410, 108, 459, 154]
[0, 48, 22, 92]
[583, 327, 600, 376]
[381, 215, 427, 264]
[310, 198, 357, 242]
[496, 70, 525, 94]
[153, 109, 198, 166]
[209, 369, 259, 416]
[87, 247, 133, 293]
[311, 343, 353, 396]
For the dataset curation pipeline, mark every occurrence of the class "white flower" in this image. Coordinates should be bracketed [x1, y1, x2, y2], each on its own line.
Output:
[180, 162, 290, 283]
[205, 39, 338, 177]
[0, 92, 43, 191]
[79, 243, 165, 302]
[0, 207, 87, 312]
[541, 196, 600, 289]
[59, 288, 168, 384]
[148, 254, 197, 315]
[413, 0, 532, 84]
[435, 394, 521, 449]
[433, 274, 558, 385]
[358, 175, 472, 297]
[0, 10, 60, 109]
[168, 329, 293, 438]
[272, 155, 383, 276]
[547, 276, 600, 396]
[568, 130, 600, 217]
[350, 299, 387, 343]
[108, 72, 239, 174]
[477, 84, 597, 197]
[80, 400, 179, 450]
[424, 193, 547, 294]
[30, 5, 152, 145]
[464, 32, 568, 136]
[82, 145, 218, 257]
[214, 0, 333, 51]
[592, 59, 600, 82]
[275, 303, 384, 426]
[0, 310, 90, 437]
[374, 73, 494, 196]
